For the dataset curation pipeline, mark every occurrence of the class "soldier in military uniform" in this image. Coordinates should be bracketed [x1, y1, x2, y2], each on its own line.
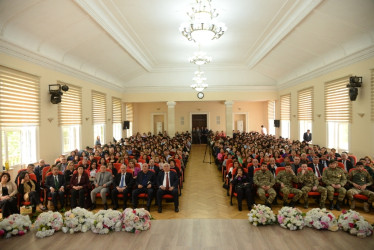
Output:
[254, 162, 276, 208]
[297, 163, 327, 209]
[275, 164, 302, 207]
[322, 160, 347, 211]
[347, 162, 374, 212]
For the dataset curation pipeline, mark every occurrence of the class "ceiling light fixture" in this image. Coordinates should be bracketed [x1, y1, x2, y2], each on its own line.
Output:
[190, 67, 208, 91]
[189, 50, 212, 65]
[179, 0, 227, 44]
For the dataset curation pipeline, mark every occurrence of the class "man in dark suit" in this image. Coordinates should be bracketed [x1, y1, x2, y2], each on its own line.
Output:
[339, 153, 354, 172]
[156, 163, 179, 213]
[148, 159, 160, 177]
[132, 163, 155, 211]
[291, 157, 301, 174]
[308, 156, 324, 181]
[111, 164, 133, 210]
[45, 165, 65, 211]
[303, 129, 312, 143]
[34, 159, 49, 184]
[267, 158, 280, 178]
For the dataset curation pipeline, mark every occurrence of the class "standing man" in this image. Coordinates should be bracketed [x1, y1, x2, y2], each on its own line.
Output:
[261, 125, 267, 135]
[90, 165, 113, 210]
[275, 164, 302, 207]
[346, 162, 373, 212]
[156, 163, 179, 213]
[132, 163, 155, 211]
[322, 160, 347, 211]
[297, 163, 327, 208]
[303, 129, 312, 143]
[45, 165, 65, 211]
[254, 162, 276, 208]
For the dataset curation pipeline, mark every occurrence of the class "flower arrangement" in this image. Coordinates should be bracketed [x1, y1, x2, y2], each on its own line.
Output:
[62, 208, 94, 234]
[277, 206, 305, 231]
[34, 211, 63, 238]
[247, 204, 276, 226]
[122, 208, 152, 233]
[91, 209, 122, 234]
[304, 208, 338, 231]
[338, 210, 373, 238]
[0, 214, 32, 238]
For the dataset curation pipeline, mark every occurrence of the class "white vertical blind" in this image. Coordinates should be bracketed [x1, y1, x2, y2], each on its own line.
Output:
[92, 91, 106, 124]
[112, 97, 122, 123]
[325, 76, 351, 122]
[126, 103, 133, 122]
[280, 94, 291, 120]
[297, 87, 313, 120]
[267, 100, 275, 120]
[0, 65, 40, 126]
[58, 82, 82, 125]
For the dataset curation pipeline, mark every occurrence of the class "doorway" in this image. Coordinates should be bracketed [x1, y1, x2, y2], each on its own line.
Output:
[191, 114, 207, 144]
[152, 113, 166, 135]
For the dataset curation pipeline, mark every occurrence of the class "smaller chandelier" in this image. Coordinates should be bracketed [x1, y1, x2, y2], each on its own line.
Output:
[179, 0, 227, 44]
[191, 70, 208, 91]
[189, 51, 212, 65]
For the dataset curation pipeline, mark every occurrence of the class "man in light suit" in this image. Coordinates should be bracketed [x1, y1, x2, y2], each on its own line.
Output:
[303, 129, 312, 143]
[156, 163, 179, 213]
[90, 164, 113, 210]
[45, 165, 65, 211]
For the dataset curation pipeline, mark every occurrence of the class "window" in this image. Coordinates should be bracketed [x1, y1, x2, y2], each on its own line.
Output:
[125, 103, 133, 137]
[325, 76, 351, 152]
[0, 65, 39, 167]
[280, 94, 291, 139]
[58, 82, 81, 153]
[298, 87, 313, 141]
[112, 97, 122, 141]
[371, 69, 374, 121]
[267, 100, 275, 135]
[92, 91, 106, 144]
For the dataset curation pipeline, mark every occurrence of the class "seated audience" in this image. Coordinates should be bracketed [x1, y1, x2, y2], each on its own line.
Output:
[0, 172, 18, 218]
[111, 164, 133, 210]
[70, 165, 90, 209]
[275, 164, 302, 207]
[322, 160, 347, 211]
[156, 163, 179, 213]
[45, 165, 66, 211]
[231, 166, 253, 211]
[253, 162, 276, 208]
[132, 163, 155, 211]
[18, 172, 46, 212]
[90, 164, 113, 210]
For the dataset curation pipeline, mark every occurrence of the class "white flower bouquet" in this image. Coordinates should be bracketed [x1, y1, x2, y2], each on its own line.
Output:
[122, 208, 152, 233]
[0, 214, 32, 239]
[277, 206, 305, 231]
[338, 210, 373, 238]
[247, 204, 276, 226]
[34, 211, 63, 238]
[62, 207, 94, 234]
[304, 208, 338, 231]
[91, 209, 122, 234]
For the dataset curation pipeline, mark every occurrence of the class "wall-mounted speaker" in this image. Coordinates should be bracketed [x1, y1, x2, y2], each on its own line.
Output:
[274, 120, 280, 128]
[123, 121, 130, 130]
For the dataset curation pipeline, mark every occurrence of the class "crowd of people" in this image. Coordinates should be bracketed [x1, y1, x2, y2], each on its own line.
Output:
[211, 131, 374, 212]
[0, 132, 192, 218]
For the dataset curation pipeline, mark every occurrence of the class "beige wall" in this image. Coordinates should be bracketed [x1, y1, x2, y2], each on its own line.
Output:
[279, 56, 374, 157]
[232, 101, 268, 133]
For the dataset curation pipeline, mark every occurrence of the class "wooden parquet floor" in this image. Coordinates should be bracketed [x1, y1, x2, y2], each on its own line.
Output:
[154, 145, 374, 223]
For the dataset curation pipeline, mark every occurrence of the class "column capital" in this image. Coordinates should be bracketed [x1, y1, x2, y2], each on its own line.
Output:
[167, 101, 176, 107]
[224, 101, 234, 107]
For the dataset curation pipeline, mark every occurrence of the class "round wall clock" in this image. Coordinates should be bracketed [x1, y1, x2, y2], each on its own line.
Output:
[197, 92, 204, 99]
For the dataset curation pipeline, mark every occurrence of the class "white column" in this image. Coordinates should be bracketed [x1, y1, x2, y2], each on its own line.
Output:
[225, 101, 234, 138]
[167, 101, 176, 137]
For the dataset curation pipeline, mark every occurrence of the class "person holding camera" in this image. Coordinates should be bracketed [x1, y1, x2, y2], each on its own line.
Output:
[231, 167, 253, 211]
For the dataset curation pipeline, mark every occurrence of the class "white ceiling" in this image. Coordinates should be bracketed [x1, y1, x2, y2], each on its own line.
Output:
[0, 0, 373, 93]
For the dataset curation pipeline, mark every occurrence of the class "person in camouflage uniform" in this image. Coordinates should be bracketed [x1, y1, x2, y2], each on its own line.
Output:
[275, 164, 302, 207]
[347, 162, 374, 212]
[297, 163, 327, 209]
[322, 159, 347, 211]
[254, 162, 276, 208]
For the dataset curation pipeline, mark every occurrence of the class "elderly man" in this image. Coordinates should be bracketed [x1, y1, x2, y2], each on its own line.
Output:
[156, 163, 179, 213]
[347, 162, 374, 212]
[275, 164, 302, 207]
[34, 159, 49, 184]
[132, 163, 156, 211]
[254, 162, 276, 208]
[297, 163, 327, 208]
[111, 164, 133, 210]
[338, 153, 354, 172]
[322, 160, 347, 211]
[56, 155, 68, 173]
[90, 164, 113, 210]
[308, 156, 324, 181]
[45, 165, 65, 211]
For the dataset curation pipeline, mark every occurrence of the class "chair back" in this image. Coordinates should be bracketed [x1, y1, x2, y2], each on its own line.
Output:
[275, 167, 285, 176]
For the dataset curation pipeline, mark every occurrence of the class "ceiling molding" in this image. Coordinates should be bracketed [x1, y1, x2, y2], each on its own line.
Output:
[0, 39, 124, 92]
[245, 0, 323, 69]
[123, 85, 277, 93]
[74, 0, 155, 72]
[277, 44, 374, 90]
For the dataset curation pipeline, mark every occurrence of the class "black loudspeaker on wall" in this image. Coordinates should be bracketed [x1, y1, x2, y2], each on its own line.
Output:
[274, 120, 280, 128]
[123, 121, 130, 130]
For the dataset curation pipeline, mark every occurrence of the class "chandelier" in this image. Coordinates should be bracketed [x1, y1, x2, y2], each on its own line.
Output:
[189, 51, 212, 65]
[179, 0, 227, 44]
[190, 69, 208, 91]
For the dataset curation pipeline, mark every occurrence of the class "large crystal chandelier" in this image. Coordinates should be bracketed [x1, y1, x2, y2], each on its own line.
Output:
[179, 0, 227, 44]
[190, 68, 208, 91]
[189, 51, 212, 65]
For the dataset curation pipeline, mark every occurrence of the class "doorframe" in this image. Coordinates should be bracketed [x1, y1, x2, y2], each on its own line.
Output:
[232, 112, 248, 132]
[151, 113, 166, 135]
[190, 112, 210, 131]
